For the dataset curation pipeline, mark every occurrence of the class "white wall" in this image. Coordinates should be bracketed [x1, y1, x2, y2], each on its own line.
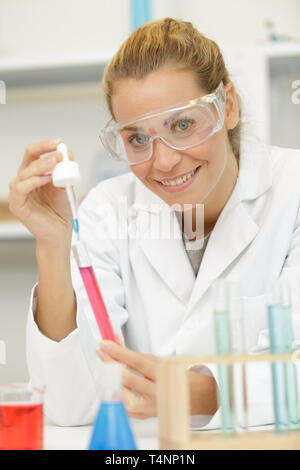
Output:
[175, 0, 300, 44]
[0, 240, 37, 384]
[0, 0, 130, 58]
[0, 82, 125, 200]
[1, 0, 299, 61]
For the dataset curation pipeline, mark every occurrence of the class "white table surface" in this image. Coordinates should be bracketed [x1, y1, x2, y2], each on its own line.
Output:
[43, 419, 276, 450]
[44, 417, 159, 450]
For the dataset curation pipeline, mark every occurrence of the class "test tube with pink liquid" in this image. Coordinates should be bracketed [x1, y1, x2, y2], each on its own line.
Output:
[72, 240, 117, 342]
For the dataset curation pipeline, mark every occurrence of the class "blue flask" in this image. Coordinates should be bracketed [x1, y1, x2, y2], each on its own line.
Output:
[88, 363, 137, 450]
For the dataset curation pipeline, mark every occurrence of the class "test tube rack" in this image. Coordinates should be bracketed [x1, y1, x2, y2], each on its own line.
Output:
[157, 352, 300, 450]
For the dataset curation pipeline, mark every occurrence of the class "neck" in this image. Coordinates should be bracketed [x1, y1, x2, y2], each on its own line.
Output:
[182, 147, 239, 241]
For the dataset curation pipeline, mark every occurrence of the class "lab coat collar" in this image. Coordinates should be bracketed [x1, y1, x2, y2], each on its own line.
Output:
[134, 137, 273, 305]
[235, 136, 273, 202]
[137, 208, 196, 303]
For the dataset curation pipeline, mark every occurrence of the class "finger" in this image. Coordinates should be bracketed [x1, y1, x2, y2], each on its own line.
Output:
[122, 367, 156, 398]
[67, 149, 74, 161]
[96, 349, 114, 363]
[18, 152, 61, 182]
[9, 177, 17, 192]
[18, 139, 61, 174]
[96, 350, 154, 397]
[99, 341, 156, 381]
[122, 388, 148, 419]
[13, 175, 53, 198]
[115, 334, 123, 346]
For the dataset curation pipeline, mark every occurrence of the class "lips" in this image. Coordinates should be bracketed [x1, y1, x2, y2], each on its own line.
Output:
[154, 164, 203, 193]
[158, 167, 198, 184]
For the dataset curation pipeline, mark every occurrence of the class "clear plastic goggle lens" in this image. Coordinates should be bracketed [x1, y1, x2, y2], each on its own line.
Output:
[100, 82, 225, 165]
[119, 104, 218, 164]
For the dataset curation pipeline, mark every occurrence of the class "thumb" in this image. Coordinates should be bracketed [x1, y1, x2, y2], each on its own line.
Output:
[115, 334, 123, 346]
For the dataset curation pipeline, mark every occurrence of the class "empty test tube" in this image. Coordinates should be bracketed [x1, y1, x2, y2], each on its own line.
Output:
[229, 283, 248, 431]
[280, 279, 299, 430]
[213, 280, 235, 435]
[267, 282, 289, 433]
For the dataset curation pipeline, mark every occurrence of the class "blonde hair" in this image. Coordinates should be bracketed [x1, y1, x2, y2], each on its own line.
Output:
[102, 17, 242, 157]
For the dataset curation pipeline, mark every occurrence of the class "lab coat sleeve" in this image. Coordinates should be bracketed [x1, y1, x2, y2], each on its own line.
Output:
[26, 185, 129, 426]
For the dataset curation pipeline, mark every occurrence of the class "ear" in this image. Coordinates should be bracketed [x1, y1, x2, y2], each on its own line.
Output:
[223, 82, 240, 131]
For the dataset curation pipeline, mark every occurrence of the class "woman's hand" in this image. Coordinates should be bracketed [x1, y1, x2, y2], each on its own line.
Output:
[96, 340, 218, 419]
[97, 339, 158, 419]
[8, 139, 74, 247]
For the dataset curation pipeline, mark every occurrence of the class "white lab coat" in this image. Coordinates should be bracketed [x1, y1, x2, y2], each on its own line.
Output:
[26, 137, 300, 429]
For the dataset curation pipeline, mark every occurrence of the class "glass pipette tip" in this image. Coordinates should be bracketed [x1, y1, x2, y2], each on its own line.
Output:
[66, 184, 80, 240]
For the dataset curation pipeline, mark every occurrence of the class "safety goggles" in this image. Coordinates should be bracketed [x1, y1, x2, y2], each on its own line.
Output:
[100, 81, 226, 166]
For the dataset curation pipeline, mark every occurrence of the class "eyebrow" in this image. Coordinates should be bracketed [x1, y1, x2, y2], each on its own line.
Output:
[121, 111, 185, 132]
[121, 126, 145, 132]
[164, 110, 185, 127]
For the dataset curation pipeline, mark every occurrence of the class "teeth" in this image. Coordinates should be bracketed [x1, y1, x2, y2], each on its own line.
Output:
[160, 168, 197, 186]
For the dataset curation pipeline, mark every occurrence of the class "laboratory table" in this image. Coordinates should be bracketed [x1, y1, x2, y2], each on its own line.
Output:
[44, 417, 159, 450]
[44, 419, 276, 450]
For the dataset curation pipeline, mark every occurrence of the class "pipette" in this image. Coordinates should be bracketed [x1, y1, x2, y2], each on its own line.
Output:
[52, 142, 80, 239]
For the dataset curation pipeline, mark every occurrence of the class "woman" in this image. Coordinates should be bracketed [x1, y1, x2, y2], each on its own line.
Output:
[9, 18, 300, 428]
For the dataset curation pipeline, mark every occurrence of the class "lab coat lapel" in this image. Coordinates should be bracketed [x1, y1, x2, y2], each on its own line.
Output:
[188, 137, 273, 309]
[188, 189, 259, 308]
[138, 205, 195, 304]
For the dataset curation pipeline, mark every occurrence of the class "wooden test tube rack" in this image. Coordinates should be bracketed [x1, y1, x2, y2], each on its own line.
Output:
[157, 353, 300, 450]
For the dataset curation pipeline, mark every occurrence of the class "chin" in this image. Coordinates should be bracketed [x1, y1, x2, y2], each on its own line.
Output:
[160, 192, 209, 210]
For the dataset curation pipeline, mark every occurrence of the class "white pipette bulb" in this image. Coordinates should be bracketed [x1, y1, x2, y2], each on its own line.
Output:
[52, 142, 80, 238]
[52, 143, 80, 188]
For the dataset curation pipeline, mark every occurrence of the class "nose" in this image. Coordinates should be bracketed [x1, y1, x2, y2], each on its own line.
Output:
[151, 137, 181, 172]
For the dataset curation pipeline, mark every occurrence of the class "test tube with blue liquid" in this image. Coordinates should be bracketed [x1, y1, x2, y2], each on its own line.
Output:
[280, 279, 299, 430]
[213, 280, 235, 435]
[88, 362, 137, 450]
[267, 281, 289, 433]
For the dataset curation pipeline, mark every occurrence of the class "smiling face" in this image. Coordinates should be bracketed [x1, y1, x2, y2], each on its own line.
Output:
[111, 65, 239, 215]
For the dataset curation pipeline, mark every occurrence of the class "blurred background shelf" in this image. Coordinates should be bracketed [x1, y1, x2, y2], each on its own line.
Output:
[0, 202, 32, 240]
[0, 222, 32, 240]
[221, 43, 300, 148]
[0, 50, 115, 87]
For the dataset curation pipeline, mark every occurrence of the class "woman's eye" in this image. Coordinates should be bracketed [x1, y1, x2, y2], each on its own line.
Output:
[129, 134, 149, 146]
[172, 118, 193, 132]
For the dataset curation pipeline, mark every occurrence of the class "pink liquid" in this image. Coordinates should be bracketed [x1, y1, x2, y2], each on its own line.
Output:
[0, 403, 43, 450]
[79, 266, 117, 342]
